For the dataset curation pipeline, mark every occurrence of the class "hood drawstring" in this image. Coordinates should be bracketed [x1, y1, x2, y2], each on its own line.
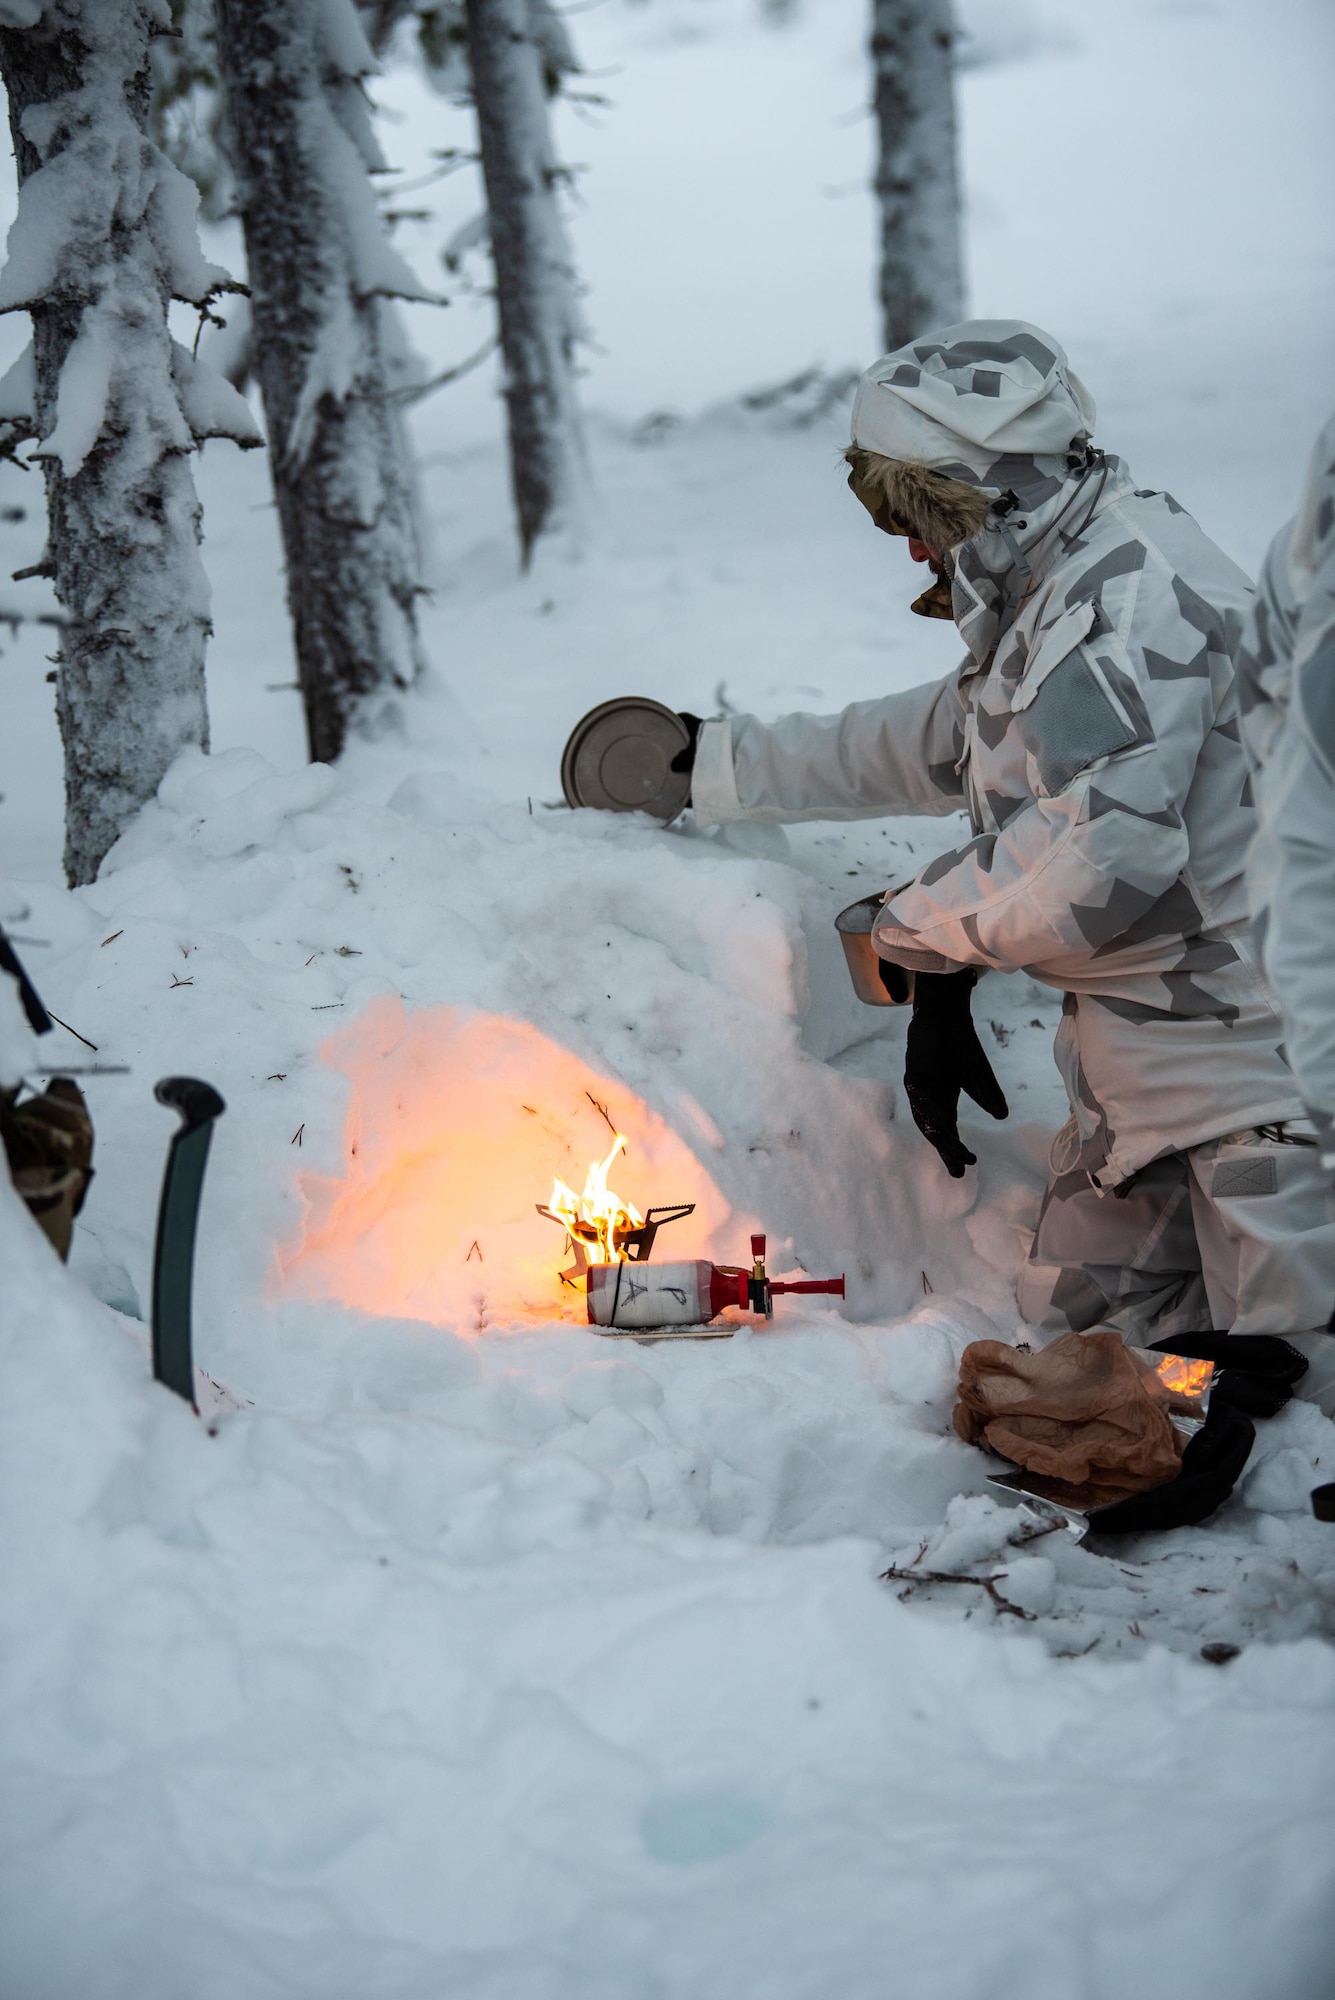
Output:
[987, 449, 1111, 617]
[1064, 448, 1110, 544]
[992, 492, 1034, 592]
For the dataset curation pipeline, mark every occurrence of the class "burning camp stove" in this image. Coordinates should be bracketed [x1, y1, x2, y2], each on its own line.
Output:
[538, 1198, 845, 1337]
[535, 1195, 698, 1283]
[537, 1136, 845, 1336]
[582, 1234, 846, 1336]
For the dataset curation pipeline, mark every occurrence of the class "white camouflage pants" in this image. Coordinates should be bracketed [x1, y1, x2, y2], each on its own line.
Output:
[1018, 1121, 1335, 1413]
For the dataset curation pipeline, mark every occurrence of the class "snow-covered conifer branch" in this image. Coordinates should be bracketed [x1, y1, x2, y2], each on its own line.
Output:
[371, 0, 579, 102]
[464, 0, 588, 563]
[215, 0, 438, 764]
[363, 0, 588, 560]
[0, 0, 263, 886]
[149, 0, 233, 225]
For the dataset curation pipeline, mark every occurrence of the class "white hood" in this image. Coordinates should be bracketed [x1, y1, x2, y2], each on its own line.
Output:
[850, 319, 1097, 484]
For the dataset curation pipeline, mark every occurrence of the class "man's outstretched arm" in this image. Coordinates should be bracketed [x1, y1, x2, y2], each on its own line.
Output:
[690, 673, 970, 828]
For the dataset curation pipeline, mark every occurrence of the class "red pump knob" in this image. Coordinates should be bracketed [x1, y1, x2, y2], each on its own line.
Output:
[750, 1234, 766, 1261]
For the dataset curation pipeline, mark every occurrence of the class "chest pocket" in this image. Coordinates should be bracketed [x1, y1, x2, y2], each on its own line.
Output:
[1010, 600, 1146, 798]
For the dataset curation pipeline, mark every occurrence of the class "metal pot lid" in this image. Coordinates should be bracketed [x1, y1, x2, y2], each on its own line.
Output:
[561, 697, 692, 820]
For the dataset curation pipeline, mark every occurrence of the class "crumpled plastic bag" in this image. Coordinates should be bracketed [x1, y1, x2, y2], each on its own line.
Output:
[953, 1331, 1187, 1508]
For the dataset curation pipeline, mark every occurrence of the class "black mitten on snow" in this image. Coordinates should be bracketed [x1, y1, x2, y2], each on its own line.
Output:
[1088, 1398, 1256, 1535]
[669, 713, 702, 777]
[1087, 1333, 1308, 1533]
[903, 968, 1008, 1178]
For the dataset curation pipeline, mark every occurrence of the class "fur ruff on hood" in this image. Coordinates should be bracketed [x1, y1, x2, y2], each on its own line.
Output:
[845, 447, 992, 551]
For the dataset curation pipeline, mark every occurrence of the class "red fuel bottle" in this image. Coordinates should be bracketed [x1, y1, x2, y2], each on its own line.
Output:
[585, 1235, 845, 1331]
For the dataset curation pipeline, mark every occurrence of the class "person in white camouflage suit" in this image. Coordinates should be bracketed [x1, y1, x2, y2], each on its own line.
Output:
[1237, 415, 1335, 1174]
[687, 320, 1335, 1406]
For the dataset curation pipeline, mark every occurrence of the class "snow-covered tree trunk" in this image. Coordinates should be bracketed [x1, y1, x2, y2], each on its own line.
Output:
[0, 0, 260, 887]
[214, 0, 432, 766]
[871, 0, 964, 350]
[463, 0, 586, 564]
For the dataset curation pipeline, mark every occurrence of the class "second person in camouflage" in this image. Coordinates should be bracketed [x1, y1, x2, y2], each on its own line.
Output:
[1237, 413, 1335, 1168]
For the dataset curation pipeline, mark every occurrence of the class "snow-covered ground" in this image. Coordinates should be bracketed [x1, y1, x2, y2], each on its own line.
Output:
[3, 1, 1335, 1994]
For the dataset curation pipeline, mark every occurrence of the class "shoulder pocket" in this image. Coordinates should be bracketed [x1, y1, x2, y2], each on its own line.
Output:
[1014, 622, 1150, 797]
[1010, 600, 1098, 712]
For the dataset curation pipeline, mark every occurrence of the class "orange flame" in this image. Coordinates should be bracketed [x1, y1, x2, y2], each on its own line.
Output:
[547, 1133, 643, 1264]
[1154, 1353, 1213, 1400]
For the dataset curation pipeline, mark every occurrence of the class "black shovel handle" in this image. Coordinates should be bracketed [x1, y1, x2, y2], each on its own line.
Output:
[151, 1077, 225, 1409]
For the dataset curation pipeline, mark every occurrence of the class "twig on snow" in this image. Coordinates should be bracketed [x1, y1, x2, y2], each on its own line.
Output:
[880, 1565, 1037, 1621]
[585, 1090, 618, 1140]
[46, 1010, 96, 1050]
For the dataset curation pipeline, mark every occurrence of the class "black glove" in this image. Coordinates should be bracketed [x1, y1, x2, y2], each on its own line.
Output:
[903, 968, 1008, 1177]
[1088, 1397, 1256, 1535]
[669, 713, 702, 776]
[1088, 1332, 1308, 1535]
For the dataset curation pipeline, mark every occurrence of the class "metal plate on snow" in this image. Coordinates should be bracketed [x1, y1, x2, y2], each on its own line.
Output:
[561, 697, 692, 820]
[986, 1469, 1090, 1541]
[593, 1324, 735, 1342]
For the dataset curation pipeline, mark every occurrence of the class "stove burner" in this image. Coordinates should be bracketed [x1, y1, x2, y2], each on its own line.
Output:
[536, 1199, 696, 1280]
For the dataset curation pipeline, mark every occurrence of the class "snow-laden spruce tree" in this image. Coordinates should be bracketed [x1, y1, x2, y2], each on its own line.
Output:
[0, 0, 261, 887]
[871, 0, 964, 348]
[149, 0, 230, 223]
[463, 0, 586, 564]
[214, 0, 434, 766]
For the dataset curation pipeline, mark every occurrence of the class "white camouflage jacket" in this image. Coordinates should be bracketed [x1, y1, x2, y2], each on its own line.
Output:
[694, 364, 1301, 1189]
[1237, 413, 1335, 1166]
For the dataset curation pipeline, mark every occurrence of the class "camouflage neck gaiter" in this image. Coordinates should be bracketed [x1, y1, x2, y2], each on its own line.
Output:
[911, 559, 955, 620]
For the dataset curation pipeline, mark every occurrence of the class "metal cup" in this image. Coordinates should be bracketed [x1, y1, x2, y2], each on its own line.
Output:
[835, 892, 913, 1007]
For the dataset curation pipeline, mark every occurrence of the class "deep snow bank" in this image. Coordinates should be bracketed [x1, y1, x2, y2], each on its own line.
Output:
[5, 1155, 1335, 2000]
[3, 722, 1335, 1997]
